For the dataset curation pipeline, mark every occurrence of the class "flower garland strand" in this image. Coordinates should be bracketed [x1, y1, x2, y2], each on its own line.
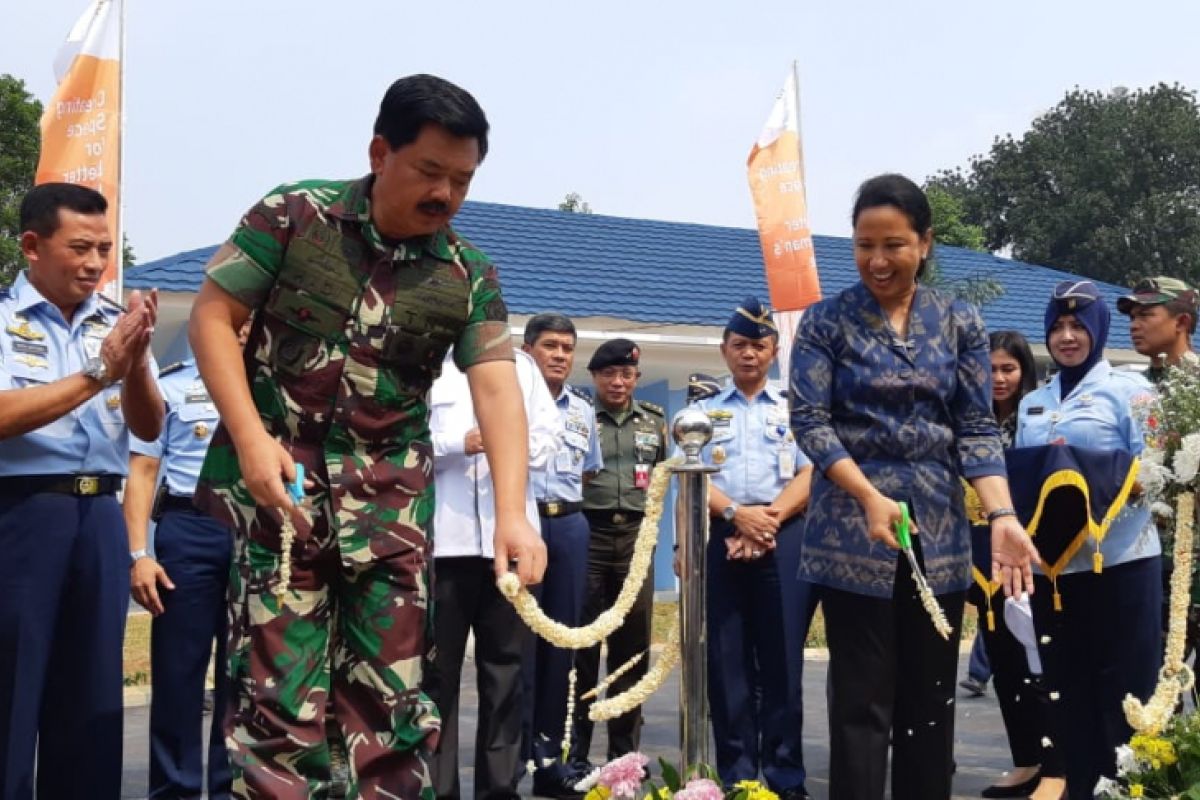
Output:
[497, 458, 680, 649]
[1123, 491, 1196, 735]
[580, 651, 646, 701]
[276, 464, 306, 601]
[588, 620, 681, 722]
[561, 666, 577, 763]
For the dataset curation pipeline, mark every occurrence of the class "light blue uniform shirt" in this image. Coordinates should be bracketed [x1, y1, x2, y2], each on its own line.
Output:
[530, 385, 602, 503]
[690, 383, 809, 506]
[0, 271, 143, 477]
[1015, 360, 1160, 573]
[131, 359, 219, 496]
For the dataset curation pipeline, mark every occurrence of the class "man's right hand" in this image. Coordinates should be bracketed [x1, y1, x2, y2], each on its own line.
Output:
[732, 505, 780, 549]
[236, 429, 301, 516]
[100, 295, 155, 381]
[464, 427, 485, 455]
[131, 557, 175, 616]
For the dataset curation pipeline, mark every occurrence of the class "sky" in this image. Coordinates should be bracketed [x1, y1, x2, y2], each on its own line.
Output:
[4, 0, 1200, 264]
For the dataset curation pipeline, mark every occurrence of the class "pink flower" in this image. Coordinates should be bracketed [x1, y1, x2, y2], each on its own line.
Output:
[597, 752, 649, 799]
[674, 778, 724, 800]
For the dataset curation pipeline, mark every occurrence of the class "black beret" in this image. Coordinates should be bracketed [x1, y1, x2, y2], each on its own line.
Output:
[588, 338, 640, 371]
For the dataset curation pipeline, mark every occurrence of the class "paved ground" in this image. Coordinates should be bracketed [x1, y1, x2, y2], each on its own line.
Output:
[119, 652, 1015, 799]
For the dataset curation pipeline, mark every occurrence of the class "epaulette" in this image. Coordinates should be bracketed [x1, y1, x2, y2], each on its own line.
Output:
[158, 361, 186, 377]
[638, 400, 665, 417]
[568, 384, 594, 404]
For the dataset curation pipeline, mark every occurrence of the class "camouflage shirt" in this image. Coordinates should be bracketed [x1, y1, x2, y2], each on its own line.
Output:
[195, 175, 513, 554]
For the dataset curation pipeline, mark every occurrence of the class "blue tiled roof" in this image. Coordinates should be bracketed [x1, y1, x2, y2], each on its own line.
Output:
[127, 200, 1135, 350]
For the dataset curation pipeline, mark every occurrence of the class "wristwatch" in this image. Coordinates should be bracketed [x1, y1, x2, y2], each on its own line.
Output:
[83, 357, 115, 388]
[721, 503, 740, 522]
[129, 549, 151, 566]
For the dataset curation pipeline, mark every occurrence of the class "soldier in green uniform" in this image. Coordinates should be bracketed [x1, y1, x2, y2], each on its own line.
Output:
[571, 338, 668, 768]
[187, 74, 546, 800]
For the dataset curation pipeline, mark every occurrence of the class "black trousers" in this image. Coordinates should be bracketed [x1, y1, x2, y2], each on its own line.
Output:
[969, 587, 1063, 777]
[822, 552, 965, 800]
[1031, 557, 1162, 800]
[425, 556, 528, 799]
[571, 514, 654, 763]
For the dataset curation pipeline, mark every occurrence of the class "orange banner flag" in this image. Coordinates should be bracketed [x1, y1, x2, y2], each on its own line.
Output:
[36, 0, 122, 298]
[746, 68, 820, 315]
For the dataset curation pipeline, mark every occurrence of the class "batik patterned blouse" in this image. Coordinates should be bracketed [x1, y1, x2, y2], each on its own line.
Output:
[789, 283, 1006, 598]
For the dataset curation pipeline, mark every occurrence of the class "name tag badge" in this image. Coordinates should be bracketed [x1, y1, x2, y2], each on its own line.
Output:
[83, 336, 102, 360]
[1027, 406, 1045, 416]
[778, 449, 795, 480]
[634, 463, 650, 489]
[634, 431, 658, 449]
[11, 340, 48, 357]
[555, 446, 578, 472]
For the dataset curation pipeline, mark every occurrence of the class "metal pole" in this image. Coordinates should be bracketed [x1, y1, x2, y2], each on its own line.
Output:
[671, 407, 717, 770]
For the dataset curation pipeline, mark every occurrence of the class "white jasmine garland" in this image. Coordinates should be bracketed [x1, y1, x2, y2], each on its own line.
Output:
[1173, 432, 1200, 485]
[498, 458, 679, 649]
[277, 514, 297, 600]
[581, 651, 646, 701]
[588, 622, 681, 722]
[1124, 491, 1197, 734]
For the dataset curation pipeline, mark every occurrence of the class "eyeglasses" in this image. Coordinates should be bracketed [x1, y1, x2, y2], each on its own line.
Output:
[596, 368, 639, 381]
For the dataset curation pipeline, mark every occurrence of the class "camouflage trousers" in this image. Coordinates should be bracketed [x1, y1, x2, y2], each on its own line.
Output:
[225, 524, 440, 799]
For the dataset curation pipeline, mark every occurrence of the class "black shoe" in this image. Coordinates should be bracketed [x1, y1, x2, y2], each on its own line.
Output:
[959, 676, 987, 697]
[980, 770, 1042, 798]
[779, 787, 813, 800]
[532, 768, 585, 799]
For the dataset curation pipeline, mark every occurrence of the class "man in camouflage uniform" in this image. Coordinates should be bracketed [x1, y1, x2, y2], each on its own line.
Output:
[571, 339, 667, 769]
[1118, 276, 1200, 662]
[188, 74, 546, 800]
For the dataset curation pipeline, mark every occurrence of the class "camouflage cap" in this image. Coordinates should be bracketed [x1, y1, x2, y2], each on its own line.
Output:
[1117, 276, 1199, 315]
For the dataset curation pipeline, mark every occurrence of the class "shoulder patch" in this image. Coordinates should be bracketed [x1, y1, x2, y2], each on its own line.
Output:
[638, 400, 665, 417]
[158, 361, 186, 377]
[568, 384, 594, 404]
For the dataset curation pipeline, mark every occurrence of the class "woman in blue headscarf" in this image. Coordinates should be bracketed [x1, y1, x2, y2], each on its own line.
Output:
[1014, 280, 1162, 799]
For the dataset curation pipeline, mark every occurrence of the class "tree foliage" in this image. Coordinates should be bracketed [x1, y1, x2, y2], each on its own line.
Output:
[0, 75, 42, 287]
[930, 83, 1200, 287]
[918, 183, 1004, 308]
[558, 191, 593, 214]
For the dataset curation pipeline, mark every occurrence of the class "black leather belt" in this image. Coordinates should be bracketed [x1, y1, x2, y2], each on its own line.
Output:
[585, 509, 644, 526]
[0, 474, 122, 497]
[538, 500, 582, 518]
[161, 493, 199, 515]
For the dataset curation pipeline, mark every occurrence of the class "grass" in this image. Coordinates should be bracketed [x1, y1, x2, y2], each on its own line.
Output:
[123, 612, 153, 686]
[652, 600, 979, 648]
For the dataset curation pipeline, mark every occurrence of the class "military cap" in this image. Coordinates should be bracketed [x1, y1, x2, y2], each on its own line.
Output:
[1117, 276, 1199, 316]
[725, 296, 778, 339]
[686, 373, 720, 404]
[588, 338, 640, 371]
[1049, 280, 1101, 314]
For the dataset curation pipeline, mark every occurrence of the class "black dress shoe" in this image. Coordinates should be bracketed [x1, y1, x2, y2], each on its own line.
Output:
[980, 770, 1042, 798]
[778, 787, 813, 800]
[532, 768, 585, 799]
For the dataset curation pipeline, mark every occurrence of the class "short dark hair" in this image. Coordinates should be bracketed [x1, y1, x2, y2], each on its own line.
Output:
[851, 173, 934, 278]
[20, 183, 108, 238]
[988, 330, 1038, 407]
[374, 74, 490, 162]
[523, 313, 576, 346]
[1162, 299, 1198, 335]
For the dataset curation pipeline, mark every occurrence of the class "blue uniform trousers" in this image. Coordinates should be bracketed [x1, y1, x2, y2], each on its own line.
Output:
[707, 516, 815, 791]
[0, 492, 129, 800]
[1032, 557, 1163, 800]
[149, 509, 233, 799]
[522, 511, 589, 781]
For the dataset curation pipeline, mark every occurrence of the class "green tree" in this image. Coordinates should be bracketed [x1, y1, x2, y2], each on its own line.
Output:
[918, 183, 1004, 308]
[0, 75, 42, 287]
[558, 191, 593, 214]
[931, 83, 1200, 286]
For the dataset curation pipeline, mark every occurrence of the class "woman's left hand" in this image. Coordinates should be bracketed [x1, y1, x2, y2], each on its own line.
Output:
[991, 516, 1040, 598]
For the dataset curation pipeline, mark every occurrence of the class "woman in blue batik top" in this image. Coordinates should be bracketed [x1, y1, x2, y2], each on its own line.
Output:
[789, 174, 1039, 800]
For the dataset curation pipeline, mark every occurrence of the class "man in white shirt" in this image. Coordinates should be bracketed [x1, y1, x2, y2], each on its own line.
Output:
[425, 349, 562, 799]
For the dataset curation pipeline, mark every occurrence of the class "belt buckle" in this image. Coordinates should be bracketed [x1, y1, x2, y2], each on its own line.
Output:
[75, 475, 100, 496]
[546, 501, 561, 517]
[613, 511, 627, 525]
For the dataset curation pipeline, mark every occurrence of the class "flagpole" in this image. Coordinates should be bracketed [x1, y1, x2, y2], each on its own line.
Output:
[115, 0, 125, 300]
